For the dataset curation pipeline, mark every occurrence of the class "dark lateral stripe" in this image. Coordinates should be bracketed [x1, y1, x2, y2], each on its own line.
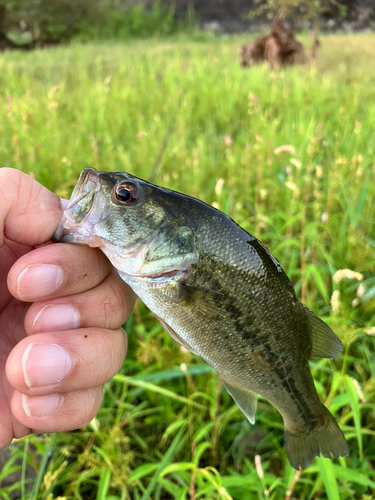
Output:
[274, 367, 316, 425]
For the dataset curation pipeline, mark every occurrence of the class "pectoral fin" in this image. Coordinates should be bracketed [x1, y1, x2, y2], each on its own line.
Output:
[303, 306, 343, 359]
[155, 283, 238, 357]
[221, 380, 258, 424]
[155, 316, 199, 355]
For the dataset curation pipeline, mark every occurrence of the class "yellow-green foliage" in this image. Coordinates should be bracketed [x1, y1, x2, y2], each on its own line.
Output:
[0, 33, 374, 499]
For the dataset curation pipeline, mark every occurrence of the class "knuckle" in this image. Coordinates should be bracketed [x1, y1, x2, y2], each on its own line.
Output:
[79, 387, 102, 424]
[0, 168, 19, 201]
[63, 387, 102, 427]
[103, 278, 126, 328]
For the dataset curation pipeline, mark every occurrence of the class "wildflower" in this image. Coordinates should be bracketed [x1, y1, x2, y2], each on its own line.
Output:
[90, 417, 100, 431]
[47, 85, 59, 99]
[333, 269, 364, 283]
[357, 283, 366, 297]
[274, 145, 296, 155]
[215, 178, 225, 197]
[321, 212, 329, 223]
[248, 92, 259, 103]
[224, 135, 232, 146]
[285, 181, 299, 195]
[315, 165, 323, 178]
[43, 461, 68, 491]
[61, 157, 72, 166]
[331, 290, 340, 312]
[352, 377, 367, 403]
[255, 455, 264, 479]
[290, 158, 301, 168]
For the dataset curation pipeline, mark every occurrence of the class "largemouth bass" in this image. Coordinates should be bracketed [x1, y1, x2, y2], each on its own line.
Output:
[53, 167, 349, 469]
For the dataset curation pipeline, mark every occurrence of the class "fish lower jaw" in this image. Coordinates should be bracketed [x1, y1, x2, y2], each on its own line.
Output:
[107, 251, 196, 282]
[118, 268, 187, 283]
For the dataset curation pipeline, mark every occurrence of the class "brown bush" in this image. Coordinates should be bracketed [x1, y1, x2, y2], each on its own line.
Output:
[240, 14, 320, 69]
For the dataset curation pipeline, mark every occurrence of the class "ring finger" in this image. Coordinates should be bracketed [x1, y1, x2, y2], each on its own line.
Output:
[6, 326, 127, 396]
[11, 386, 103, 433]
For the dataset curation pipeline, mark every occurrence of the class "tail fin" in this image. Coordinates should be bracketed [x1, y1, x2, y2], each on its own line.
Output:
[284, 410, 349, 470]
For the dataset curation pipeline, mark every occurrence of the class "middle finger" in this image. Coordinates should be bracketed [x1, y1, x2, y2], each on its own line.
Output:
[24, 270, 136, 334]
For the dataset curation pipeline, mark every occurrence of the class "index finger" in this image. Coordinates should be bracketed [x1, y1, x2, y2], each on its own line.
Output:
[7, 243, 112, 302]
[0, 168, 62, 248]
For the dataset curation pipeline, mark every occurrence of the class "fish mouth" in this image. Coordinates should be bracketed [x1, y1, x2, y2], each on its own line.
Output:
[53, 168, 104, 244]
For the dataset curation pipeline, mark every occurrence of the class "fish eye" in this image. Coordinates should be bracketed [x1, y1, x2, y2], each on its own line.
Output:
[113, 183, 138, 205]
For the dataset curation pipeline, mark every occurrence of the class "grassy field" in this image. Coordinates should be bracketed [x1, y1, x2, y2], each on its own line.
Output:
[0, 32, 374, 499]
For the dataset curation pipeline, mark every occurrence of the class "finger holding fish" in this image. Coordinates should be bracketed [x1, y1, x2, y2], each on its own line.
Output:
[6, 237, 132, 433]
[23, 269, 135, 334]
[7, 243, 112, 302]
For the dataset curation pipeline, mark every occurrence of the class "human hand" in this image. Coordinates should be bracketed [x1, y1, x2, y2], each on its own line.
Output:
[0, 168, 135, 449]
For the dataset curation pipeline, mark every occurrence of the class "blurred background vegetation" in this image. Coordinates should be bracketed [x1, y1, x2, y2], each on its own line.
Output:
[0, 0, 374, 499]
[0, 0, 374, 48]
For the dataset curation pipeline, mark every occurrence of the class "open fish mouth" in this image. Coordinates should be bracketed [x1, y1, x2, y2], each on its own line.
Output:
[53, 168, 104, 244]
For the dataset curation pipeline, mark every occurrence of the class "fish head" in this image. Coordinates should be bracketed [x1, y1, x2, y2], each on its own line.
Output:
[53, 168, 197, 278]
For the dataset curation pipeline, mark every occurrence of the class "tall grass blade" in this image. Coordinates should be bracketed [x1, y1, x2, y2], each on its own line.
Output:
[21, 437, 29, 500]
[317, 457, 340, 500]
[350, 172, 371, 228]
[30, 433, 59, 500]
[96, 468, 112, 500]
[344, 375, 363, 459]
[113, 374, 205, 409]
[139, 425, 186, 500]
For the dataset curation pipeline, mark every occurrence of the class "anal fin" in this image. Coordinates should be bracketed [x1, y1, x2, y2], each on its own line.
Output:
[222, 380, 258, 424]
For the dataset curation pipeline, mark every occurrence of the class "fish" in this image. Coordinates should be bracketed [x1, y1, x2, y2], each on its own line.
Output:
[53, 167, 349, 469]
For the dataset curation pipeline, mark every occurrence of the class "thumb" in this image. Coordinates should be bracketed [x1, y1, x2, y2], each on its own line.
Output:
[0, 168, 63, 248]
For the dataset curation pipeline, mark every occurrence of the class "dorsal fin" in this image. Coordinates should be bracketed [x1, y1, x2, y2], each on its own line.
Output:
[303, 305, 343, 359]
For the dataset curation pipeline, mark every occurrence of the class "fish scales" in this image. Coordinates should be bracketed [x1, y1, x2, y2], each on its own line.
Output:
[53, 168, 349, 469]
[154, 245, 317, 424]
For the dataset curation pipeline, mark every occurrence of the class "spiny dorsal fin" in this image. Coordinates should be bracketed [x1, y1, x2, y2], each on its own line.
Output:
[303, 305, 343, 359]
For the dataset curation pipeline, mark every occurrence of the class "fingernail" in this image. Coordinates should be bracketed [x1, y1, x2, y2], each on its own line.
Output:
[22, 393, 61, 417]
[33, 304, 80, 333]
[17, 264, 64, 301]
[22, 343, 72, 389]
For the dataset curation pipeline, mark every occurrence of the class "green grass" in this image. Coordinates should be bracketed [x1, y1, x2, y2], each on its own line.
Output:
[0, 33, 374, 499]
